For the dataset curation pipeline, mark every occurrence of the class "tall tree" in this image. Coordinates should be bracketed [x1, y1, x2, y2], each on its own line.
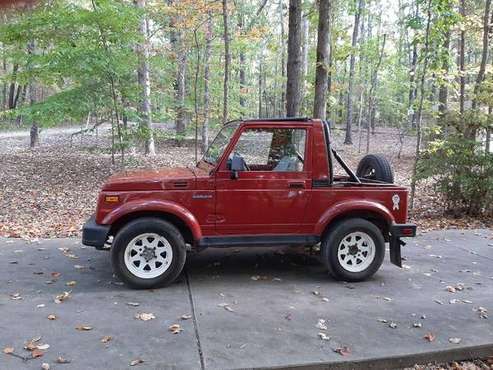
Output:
[222, 0, 230, 124]
[136, 0, 155, 155]
[458, 0, 465, 117]
[202, 11, 212, 153]
[344, 0, 364, 144]
[313, 0, 331, 119]
[285, 0, 302, 117]
[410, 0, 433, 209]
[437, 30, 450, 118]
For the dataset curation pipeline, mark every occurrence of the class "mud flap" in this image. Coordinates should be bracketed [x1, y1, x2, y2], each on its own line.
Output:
[389, 236, 405, 268]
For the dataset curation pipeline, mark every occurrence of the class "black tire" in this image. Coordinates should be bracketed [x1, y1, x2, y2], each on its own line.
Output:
[356, 154, 394, 183]
[322, 218, 385, 282]
[111, 217, 186, 289]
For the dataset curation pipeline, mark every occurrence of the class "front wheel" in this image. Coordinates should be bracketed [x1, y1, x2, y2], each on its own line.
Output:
[111, 218, 186, 289]
[322, 218, 385, 282]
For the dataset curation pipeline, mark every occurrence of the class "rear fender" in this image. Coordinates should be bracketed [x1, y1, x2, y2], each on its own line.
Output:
[101, 200, 202, 241]
[315, 200, 395, 236]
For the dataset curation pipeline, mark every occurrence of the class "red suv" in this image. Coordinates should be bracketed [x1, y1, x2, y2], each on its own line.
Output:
[83, 118, 416, 289]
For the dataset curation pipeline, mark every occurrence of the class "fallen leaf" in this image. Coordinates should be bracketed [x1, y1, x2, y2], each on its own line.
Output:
[130, 358, 144, 366]
[334, 346, 351, 356]
[321, 297, 329, 302]
[31, 349, 44, 358]
[434, 299, 444, 305]
[316, 319, 328, 330]
[424, 332, 436, 342]
[54, 291, 71, 304]
[37, 344, 50, 350]
[135, 313, 155, 321]
[10, 293, 22, 300]
[101, 336, 112, 343]
[37, 304, 45, 308]
[446, 285, 456, 293]
[41, 363, 50, 370]
[377, 318, 388, 323]
[56, 356, 70, 364]
[318, 332, 330, 341]
[51, 272, 61, 278]
[449, 337, 462, 344]
[389, 322, 397, 329]
[65, 281, 77, 287]
[75, 325, 93, 331]
[3, 347, 14, 354]
[169, 324, 183, 334]
[126, 302, 140, 307]
[47, 314, 57, 320]
[181, 314, 192, 320]
[312, 291, 320, 296]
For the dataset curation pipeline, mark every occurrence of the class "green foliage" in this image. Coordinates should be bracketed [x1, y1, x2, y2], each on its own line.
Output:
[418, 132, 493, 216]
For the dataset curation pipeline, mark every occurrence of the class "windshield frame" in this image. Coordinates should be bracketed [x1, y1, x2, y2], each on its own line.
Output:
[198, 120, 241, 170]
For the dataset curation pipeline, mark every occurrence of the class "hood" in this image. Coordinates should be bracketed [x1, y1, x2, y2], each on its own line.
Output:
[102, 167, 196, 191]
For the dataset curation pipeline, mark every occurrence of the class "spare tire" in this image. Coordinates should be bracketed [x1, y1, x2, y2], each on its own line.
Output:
[356, 154, 394, 183]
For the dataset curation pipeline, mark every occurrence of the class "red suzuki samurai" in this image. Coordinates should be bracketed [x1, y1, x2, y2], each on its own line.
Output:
[83, 118, 416, 289]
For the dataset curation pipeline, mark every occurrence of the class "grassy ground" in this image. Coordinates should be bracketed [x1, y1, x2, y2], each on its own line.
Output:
[0, 125, 491, 239]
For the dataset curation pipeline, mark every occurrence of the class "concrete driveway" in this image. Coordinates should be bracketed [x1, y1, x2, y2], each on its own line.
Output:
[1, 229, 492, 369]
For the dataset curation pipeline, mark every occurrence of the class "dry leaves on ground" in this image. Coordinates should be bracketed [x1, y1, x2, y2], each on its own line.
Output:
[75, 325, 93, 331]
[101, 336, 112, 343]
[130, 358, 144, 366]
[135, 313, 155, 321]
[54, 291, 71, 304]
[424, 332, 436, 342]
[3, 347, 14, 354]
[169, 324, 183, 334]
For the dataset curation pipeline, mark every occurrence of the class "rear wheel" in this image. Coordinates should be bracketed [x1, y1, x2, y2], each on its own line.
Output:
[322, 218, 385, 282]
[111, 218, 186, 289]
[356, 154, 394, 183]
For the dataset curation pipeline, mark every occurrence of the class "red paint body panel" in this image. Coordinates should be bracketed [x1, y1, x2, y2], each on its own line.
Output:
[93, 118, 411, 245]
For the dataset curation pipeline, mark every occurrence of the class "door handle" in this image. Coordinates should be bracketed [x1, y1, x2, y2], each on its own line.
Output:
[288, 182, 305, 189]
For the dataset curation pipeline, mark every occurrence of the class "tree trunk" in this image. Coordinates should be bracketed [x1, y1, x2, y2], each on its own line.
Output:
[136, 0, 155, 155]
[258, 57, 263, 117]
[410, 0, 432, 210]
[238, 13, 246, 109]
[279, 0, 286, 116]
[472, 0, 491, 112]
[285, 0, 302, 117]
[222, 0, 231, 124]
[408, 1, 418, 129]
[367, 34, 386, 154]
[30, 123, 39, 148]
[313, 0, 331, 119]
[459, 0, 466, 117]
[344, 0, 364, 144]
[438, 31, 450, 119]
[202, 11, 212, 153]
[300, 15, 309, 112]
[8, 64, 18, 109]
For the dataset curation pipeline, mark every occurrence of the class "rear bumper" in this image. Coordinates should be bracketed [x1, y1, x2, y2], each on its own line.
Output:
[82, 215, 110, 249]
[389, 223, 417, 267]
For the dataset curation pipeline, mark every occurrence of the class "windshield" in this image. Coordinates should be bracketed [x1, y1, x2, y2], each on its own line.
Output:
[202, 121, 241, 166]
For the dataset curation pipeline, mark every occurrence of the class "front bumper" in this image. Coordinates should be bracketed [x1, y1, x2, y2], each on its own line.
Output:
[82, 215, 110, 250]
[389, 223, 417, 267]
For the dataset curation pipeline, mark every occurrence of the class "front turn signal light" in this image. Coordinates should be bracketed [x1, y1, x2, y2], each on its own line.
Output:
[104, 195, 120, 203]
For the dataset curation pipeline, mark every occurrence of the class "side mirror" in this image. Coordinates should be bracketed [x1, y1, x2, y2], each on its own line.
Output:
[230, 154, 246, 179]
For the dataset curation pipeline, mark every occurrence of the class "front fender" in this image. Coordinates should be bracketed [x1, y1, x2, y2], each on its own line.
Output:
[101, 200, 203, 241]
[314, 200, 395, 235]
